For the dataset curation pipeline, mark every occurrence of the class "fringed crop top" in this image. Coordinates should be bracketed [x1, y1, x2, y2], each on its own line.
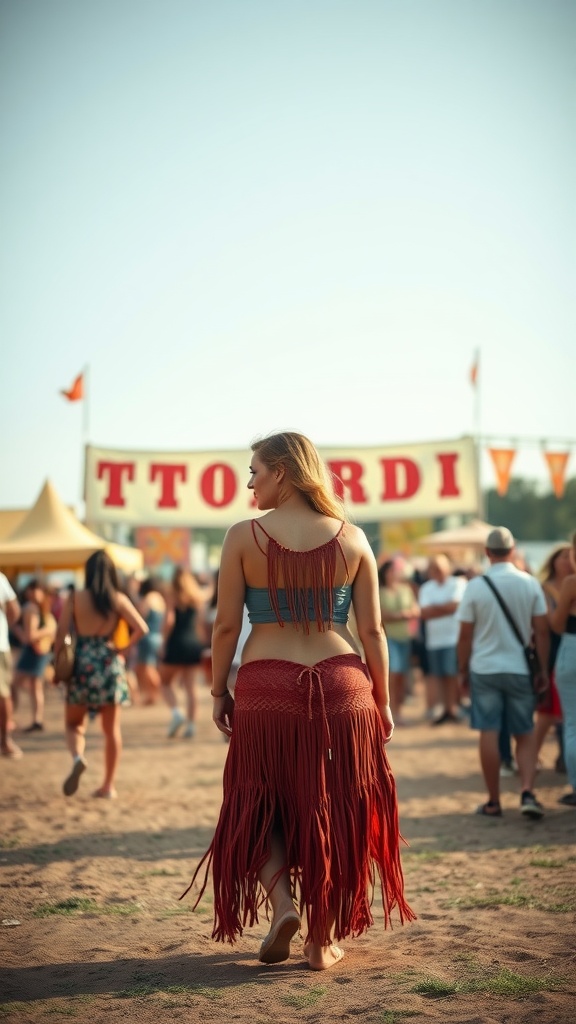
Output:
[248, 519, 351, 632]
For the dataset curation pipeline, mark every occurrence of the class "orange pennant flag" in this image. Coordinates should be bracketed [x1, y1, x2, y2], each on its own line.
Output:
[470, 354, 479, 387]
[544, 452, 570, 499]
[488, 448, 516, 497]
[60, 372, 84, 402]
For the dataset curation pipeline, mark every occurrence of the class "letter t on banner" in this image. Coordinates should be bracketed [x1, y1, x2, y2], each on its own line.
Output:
[488, 448, 516, 497]
[544, 452, 571, 499]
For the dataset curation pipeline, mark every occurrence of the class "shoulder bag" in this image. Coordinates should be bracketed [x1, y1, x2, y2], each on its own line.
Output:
[482, 576, 542, 692]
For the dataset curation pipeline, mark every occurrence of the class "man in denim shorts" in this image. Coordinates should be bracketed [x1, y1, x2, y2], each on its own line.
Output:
[457, 528, 549, 819]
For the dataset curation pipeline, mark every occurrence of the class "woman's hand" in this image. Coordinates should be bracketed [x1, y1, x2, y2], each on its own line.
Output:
[376, 701, 395, 743]
[212, 692, 234, 736]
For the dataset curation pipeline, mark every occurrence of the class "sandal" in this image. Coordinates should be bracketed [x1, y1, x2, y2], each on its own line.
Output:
[258, 909, 300, 964]
[476, 801, 502, 817]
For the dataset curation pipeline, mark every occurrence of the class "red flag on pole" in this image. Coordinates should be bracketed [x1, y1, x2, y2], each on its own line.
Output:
[470, 353, 479, 387]
[60, 373, 84, 402]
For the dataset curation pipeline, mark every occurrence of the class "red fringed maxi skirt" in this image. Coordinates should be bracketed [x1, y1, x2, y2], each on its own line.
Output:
[182, 653, 415, 943]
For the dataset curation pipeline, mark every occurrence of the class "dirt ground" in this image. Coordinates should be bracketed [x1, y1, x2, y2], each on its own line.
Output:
[1, 677, 575, 1024]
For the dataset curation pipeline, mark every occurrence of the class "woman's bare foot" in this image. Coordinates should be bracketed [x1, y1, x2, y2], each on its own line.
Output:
[304, 942, 345, 970]
[92, 787, 117, 799]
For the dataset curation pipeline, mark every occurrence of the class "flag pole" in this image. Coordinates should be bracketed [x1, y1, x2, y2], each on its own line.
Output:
[82, 363, 90, 445]
[472, 349, 484, 520]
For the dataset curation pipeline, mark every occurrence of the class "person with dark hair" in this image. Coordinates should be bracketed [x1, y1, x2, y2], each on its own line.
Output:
[0, 572, 21, 758]
[54, 550, 148, 798]
[135, 577, 166, 705]
[160, 567, 210, 739]
[181, 432, 414, 970]
[550, 530, 576, 807]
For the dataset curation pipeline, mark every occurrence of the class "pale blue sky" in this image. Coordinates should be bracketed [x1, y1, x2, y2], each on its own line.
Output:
[1, 0, 574, 511]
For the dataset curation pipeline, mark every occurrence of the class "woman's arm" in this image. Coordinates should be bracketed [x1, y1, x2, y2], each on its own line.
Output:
[352, 534, 393, 741]
[210, 525, 246, 734]
[114, 593, 149, 651]
[550, 575, 576, 634]
[53, 595, 73, 657]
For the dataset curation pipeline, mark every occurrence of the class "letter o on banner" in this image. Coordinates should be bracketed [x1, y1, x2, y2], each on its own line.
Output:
[200, 463, 237, 508]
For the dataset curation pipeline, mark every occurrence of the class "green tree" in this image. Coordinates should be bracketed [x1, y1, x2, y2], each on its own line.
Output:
[486, 478, 576, 540]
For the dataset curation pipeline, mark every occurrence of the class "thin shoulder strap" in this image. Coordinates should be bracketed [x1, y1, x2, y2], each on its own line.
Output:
[334, 523, 350, 584]
[482, 576, 524, 648]
[69, 591, 76, 634]
[251, 519, 269, 556]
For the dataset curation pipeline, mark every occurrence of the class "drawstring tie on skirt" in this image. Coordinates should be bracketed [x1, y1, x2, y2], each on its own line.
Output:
[296, 665, 333, 759]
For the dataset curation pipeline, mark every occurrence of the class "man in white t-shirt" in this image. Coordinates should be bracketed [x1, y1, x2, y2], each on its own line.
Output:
[456, 527, 549, 820]
[0, 572, 22, 758]
[419, 555, 468, 725]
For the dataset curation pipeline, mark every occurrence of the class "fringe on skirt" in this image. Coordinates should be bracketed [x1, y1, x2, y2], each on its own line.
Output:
[181, 653, 416, 943]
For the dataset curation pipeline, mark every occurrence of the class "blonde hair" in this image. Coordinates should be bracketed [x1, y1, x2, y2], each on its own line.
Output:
[252, 431, 347, 521]
[537, 544, 571, 583]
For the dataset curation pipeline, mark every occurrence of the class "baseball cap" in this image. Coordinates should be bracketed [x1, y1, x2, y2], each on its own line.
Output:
[486, 527, 514, 551]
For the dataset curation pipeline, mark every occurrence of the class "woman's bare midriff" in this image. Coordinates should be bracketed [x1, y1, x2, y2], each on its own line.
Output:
[241, 622, 362, 668]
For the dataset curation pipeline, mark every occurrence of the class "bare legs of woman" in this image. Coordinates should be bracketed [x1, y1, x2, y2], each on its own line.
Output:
[388, 671, 406, 725]
[258, 829, 344, 970]
[15, 672, 45, 731]
[63, 703, 121, 798]
[135, 662, 161, 705]
[160, 665, 196, 738]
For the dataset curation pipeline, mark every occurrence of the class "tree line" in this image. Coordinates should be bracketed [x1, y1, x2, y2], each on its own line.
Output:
[485, 477, 576, 541]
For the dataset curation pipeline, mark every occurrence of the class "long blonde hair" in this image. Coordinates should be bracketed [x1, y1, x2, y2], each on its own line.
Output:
[252, 432, 347, 520]
[537, 544, 571, 583]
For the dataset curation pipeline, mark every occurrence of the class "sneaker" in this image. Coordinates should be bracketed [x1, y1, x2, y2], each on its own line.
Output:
[63, 757, 87, 797]
[520, 791, 544, 819]
[23, 722, 44, 733]
[182, 722, 196, 739]
[167, 710, 185, 738]
[557, 791, 576, 807]
[499, 761, 516, 778]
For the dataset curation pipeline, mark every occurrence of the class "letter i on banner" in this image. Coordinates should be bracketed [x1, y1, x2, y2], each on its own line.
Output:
[544, 452, 571, 499]
[488, 448, 516, 496]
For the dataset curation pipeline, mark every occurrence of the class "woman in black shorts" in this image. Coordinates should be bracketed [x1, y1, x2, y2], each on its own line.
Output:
[160, 567, 210, 738]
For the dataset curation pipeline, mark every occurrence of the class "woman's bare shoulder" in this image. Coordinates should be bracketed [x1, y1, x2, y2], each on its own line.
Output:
[341, 522, 371, 550]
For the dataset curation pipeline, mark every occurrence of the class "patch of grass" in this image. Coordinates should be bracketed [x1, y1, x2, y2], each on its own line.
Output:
[403, 850, 443, 862]
[33, 898, 98, 917]
[0, 1004, 22, 1018]
[411, 978, 459, 998]
[115, 985, 157, 999]
[410, 968, 565, 1001]
[442, 886, 576, 913]
[33, 898, 143, 918]
[184, 984, 222, 1001]
[0, 837, 20, 849]
[43, 1005, 77, 1017]
[529, 858, 564, 868]
[280, 986, 327, 1009]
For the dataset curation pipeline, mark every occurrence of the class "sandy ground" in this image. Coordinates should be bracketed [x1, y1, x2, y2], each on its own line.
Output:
[1, 677, 575, 1024]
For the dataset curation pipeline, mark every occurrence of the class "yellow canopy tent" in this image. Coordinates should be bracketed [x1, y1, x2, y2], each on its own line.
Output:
[0, 480, 143, 575]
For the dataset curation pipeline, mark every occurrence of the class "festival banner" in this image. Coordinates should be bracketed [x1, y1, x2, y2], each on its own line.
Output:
[84, 438, 479, 527]
[544, 452, 571, 500]
[488, 447, 516, 497]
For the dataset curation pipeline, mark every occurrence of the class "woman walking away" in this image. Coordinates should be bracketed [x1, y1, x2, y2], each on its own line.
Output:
[13, 580, 56, 732]
[535, 544, 572, 769]
[160, 568, 209, 739]
[135, 577, 166, 705]
[54, 550, 147, 799]
[551, 532, 576, 807]
[181, 431, 415, 970]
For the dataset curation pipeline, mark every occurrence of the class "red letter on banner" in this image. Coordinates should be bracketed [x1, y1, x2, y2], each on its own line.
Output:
[97, 461, 136, 507]
[436, 453, 461, 497]
[149, 464, 188, 508]
[200, 463, 237, 508]
[380, 458, 420, 501]
[327, 460, 368, 503]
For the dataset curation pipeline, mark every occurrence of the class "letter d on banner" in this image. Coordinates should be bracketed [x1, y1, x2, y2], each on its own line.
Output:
[488, 448, 516, 497]
[544, 452, 570, 499]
